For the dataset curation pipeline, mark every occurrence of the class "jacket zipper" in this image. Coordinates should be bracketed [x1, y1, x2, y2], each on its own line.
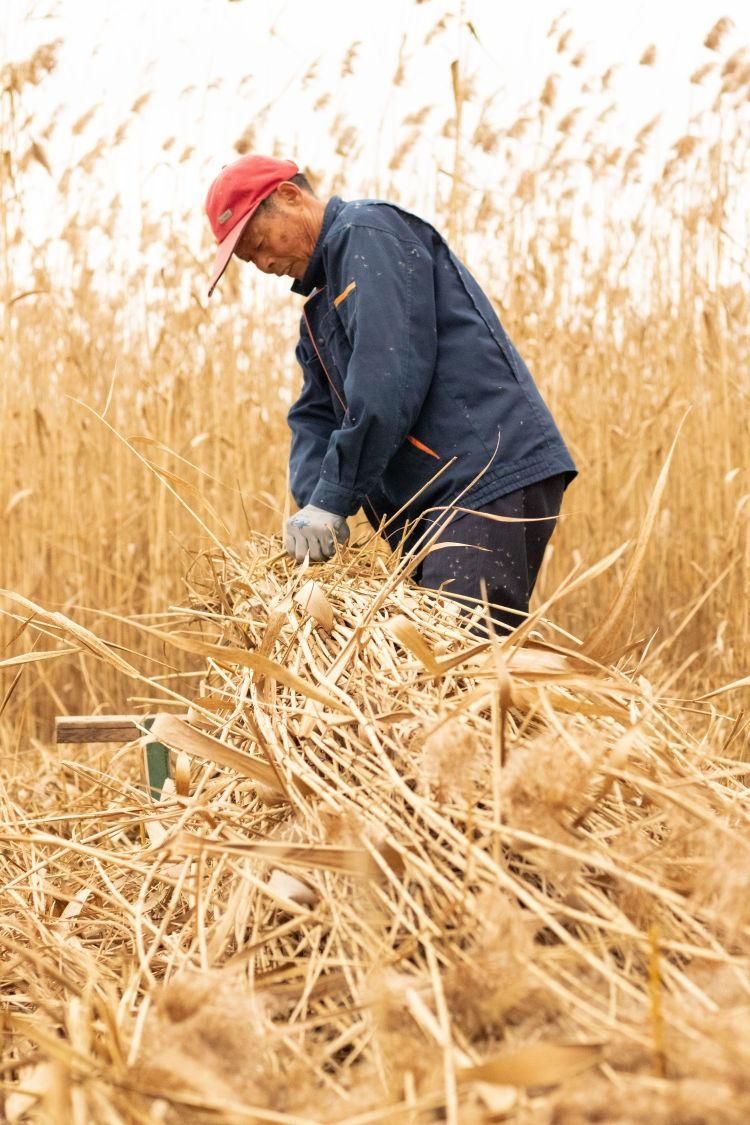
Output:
[302, 296, 385, 522]
[302, 300, 347, 412]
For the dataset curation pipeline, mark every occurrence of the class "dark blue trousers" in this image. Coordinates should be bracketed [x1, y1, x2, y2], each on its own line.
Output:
[413, 474, 568, 633]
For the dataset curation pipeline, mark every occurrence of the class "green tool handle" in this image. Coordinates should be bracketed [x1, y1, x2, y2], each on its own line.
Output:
[142, 716, 171, 800]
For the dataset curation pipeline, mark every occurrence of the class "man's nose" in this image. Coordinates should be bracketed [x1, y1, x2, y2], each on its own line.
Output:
[257, 252, 275, 274]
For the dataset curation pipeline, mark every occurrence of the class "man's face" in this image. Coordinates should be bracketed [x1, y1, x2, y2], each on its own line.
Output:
[234, 183, 320, 281]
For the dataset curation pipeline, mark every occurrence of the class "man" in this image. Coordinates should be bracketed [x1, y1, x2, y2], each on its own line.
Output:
[205, 154, 576, 631]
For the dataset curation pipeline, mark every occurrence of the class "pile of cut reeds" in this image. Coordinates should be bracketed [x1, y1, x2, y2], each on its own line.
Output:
[2, 533, 750, 1124]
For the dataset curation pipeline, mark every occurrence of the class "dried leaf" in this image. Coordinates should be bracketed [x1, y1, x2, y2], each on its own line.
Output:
[149, 714, 294, 798]
[459, 1041, 604, 1087]
[293, 579, 334, 631]
[388, 614, 440, 673]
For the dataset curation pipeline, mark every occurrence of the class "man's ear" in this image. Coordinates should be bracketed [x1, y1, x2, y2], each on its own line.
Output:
[276, 180, 302, 205]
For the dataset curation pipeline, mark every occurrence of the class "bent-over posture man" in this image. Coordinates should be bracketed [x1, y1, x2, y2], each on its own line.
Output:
[205, 154, 576, 631]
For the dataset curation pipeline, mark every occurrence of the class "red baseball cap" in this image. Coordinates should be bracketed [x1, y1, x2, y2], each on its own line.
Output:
[205, 154, 299, 296]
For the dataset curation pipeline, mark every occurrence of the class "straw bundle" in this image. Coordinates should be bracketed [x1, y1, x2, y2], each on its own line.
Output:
[2, 535, 750, 1123]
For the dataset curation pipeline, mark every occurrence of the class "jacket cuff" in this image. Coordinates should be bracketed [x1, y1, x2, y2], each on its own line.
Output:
[309, 479, 359, 517]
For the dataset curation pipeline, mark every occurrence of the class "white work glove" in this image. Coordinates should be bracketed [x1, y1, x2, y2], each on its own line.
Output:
[284, 505, 349, 563]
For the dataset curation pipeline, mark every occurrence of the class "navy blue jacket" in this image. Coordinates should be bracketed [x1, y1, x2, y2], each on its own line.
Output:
[288, 196, 576, 545]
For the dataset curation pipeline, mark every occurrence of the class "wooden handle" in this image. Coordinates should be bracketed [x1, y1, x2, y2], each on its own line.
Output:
[55, 715, 166, 744]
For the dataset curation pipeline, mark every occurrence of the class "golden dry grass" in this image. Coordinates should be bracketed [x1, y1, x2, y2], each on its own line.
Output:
[2, 536, 750, 1122]
[1, 8, 750, 1122]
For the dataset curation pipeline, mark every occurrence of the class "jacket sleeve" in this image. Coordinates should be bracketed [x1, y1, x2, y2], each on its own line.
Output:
[307, 220, 437, 517]
[287, 316, 338, 509]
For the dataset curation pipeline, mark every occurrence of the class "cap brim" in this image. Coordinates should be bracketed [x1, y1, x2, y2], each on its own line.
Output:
[207, 210, 256, 297]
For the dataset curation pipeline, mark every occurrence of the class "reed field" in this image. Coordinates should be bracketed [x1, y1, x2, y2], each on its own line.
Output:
[1, 8, 750, 1123]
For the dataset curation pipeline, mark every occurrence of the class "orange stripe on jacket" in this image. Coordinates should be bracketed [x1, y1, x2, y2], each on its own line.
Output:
[407, 434, 441, 460]
[334, 280, 357, 307]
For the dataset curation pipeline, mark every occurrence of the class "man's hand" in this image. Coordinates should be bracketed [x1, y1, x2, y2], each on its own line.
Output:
[284, 505, 349, 563]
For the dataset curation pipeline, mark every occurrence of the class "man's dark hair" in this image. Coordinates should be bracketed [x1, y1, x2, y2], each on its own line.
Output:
[258, 172, 315, 213]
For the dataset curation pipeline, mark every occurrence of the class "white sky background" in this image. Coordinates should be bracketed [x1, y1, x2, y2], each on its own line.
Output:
[3, 0, 750, 285]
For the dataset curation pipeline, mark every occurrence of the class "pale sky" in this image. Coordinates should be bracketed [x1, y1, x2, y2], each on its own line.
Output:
[4, 1, 749, 271]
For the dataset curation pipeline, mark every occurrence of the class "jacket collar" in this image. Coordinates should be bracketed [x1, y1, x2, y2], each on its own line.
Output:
[291, 195, 345, 297]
